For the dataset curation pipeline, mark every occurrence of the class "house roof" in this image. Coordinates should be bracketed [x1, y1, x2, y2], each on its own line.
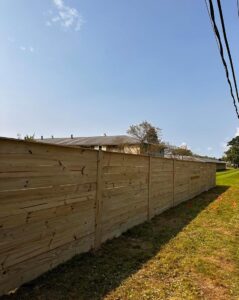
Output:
[198, 158, 226, 164]
[165, 155, 226, 164]
[36, 135, 141, 146]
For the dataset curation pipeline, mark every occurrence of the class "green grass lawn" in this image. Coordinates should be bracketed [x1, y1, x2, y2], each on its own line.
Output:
[2, 170, 239, 300]
[216, 168, 239, 186]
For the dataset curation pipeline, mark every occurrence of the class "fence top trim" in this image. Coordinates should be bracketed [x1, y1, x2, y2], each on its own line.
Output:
[0, 136, 217, 165]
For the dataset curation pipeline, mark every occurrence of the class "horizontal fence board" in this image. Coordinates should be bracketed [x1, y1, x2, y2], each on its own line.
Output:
[104, 179, 148, 189]
[102, 152, 149, 167]
[0, 173, 97, 192]
[0, 167, 97, 179]
[0, 195, 96, 229]
[0, 190, 96, 217]
[103, 184, 148, 198]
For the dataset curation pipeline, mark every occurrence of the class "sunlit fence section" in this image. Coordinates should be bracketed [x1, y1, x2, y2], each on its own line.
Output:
[0, 138, 216, 296]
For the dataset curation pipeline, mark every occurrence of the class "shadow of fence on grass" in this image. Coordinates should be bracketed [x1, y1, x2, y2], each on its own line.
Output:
[1, 185, 229, 300]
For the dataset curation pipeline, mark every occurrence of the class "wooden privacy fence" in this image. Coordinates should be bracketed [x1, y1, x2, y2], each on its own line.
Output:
[0, 138, 216, 295]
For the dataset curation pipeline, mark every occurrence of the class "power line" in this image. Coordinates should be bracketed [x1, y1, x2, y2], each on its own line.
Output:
[204, 0, 220, 51]
[204, 0, 239, 118]
[217, 0, 239, 105]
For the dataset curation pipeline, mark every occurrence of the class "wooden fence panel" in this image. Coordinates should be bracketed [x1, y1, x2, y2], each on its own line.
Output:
[149, 157, 174, 218]
[174, 160, 191, 205]
[0, 138, 216, 296]
[174, 160, 216, 206]
[101, 151, 149, 243]
[0, 139, 97, 296]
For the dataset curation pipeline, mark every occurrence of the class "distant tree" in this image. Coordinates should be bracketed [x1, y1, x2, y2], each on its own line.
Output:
[221, 155, 227, 161]
[127, 121, 163, 154]
[225, 136, 239, 166]
[164, 143, 193, 159]
[127, 121, 161, 144]
[24, 134, 35, 141]
[228, 136, 239, 147]
[172, 147, 193, 158]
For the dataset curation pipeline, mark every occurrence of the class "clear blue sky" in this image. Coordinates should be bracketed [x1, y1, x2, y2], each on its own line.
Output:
[0, 0, 239, 157]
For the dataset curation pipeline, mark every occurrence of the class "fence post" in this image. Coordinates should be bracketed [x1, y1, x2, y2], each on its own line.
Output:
[94, 150, 103, 249]
[147, 155, 152, 221]
[172, 159, 175, 207]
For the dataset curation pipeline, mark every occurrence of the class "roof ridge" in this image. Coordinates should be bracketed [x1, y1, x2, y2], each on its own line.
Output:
[36, 134, 136, 140]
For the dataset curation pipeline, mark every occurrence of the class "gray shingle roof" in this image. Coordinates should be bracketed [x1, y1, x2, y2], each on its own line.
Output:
[165, 155, 226, 164]
[36, 135, 141, 146]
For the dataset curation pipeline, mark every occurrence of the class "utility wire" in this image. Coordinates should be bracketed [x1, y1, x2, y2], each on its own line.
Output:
[204, 0, 239, 118]
[237, 0, 239, 17]
[217, 0, 239, 105]
[204, 0, 221, 51]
